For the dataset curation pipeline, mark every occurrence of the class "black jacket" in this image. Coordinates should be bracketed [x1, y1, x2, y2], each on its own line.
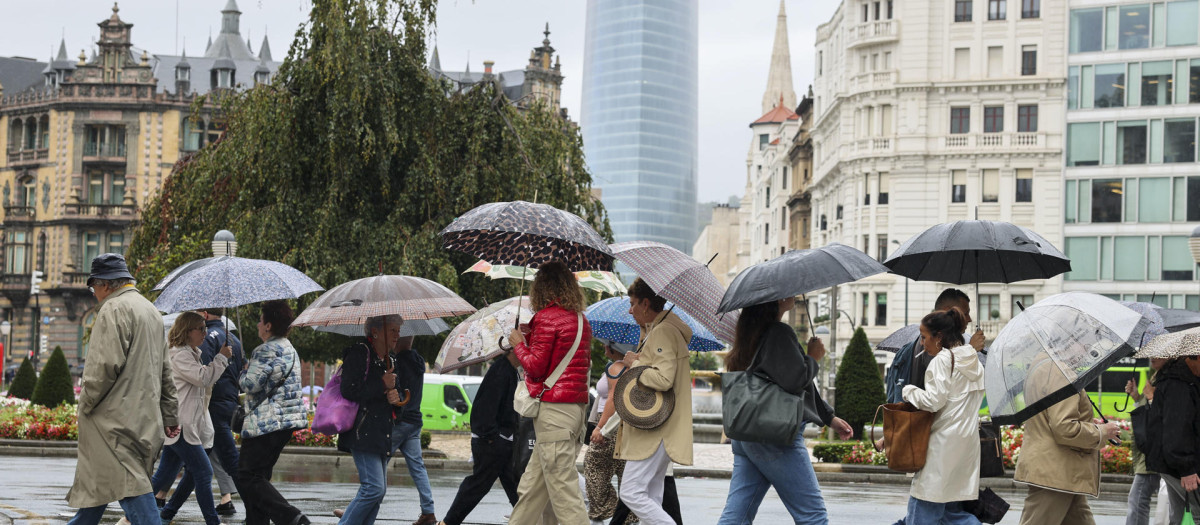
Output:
[1148, 359, 1200, 478]
[471, 356, 519, 441]
[752, 322, 832, 426]
[337, 343, 397, 456]
[394, 349, 426, 425]
[198, 319, 245, 420]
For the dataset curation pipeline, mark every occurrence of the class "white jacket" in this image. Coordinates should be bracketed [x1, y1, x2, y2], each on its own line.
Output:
[165, 345, 228, 448]
[901, 344, 986, 503]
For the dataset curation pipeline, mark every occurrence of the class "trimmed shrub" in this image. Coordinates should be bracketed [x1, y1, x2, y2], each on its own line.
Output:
[8, 358, 36, 400]
[812, 442, 862, 463]
[834, 327, 886, 440]
[32, 347, 74, 408]
[421, 430, 432, 449]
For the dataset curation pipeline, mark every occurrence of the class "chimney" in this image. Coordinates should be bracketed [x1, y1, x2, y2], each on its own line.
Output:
[212, 230, 237, 257]
[484, 60, 494, 75]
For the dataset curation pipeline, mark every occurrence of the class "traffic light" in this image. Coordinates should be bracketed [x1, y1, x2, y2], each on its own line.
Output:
[30, 271, 43, 295]
[39, 335, 47, 355]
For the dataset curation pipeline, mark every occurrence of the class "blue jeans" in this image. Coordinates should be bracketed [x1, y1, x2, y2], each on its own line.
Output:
[339, 449, 389, 525]
[900, 497, 980, 525]
[717, 429, 828, 525]
[152, 417, 242, 514]
[68, 492, 159, 525]
[393, 420, 435, 514]
[150, 441, 220, 525]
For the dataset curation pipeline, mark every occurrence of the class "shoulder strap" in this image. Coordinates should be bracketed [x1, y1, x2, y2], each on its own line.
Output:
[541, 313, 584, 394]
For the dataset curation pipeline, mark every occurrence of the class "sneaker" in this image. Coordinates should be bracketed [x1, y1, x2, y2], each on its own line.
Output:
[216, 502, 236, 516]
[291, 515, 311, 525]
[412, 513, 437, 525]
[332, 509, 344, 518]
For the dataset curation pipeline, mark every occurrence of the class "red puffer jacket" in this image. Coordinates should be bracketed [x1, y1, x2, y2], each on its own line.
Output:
[513, 303, 591, 404]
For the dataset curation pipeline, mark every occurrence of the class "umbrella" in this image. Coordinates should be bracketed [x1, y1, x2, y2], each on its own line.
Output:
[314, 318, 451, 338]
[1160, 308, 1200, 333]
[440, 201, 614, 272]
[984, 292, 1150, 426]
[1120, 302, 1168, 344]
[585, 296, 725, 352]
[161, 313, 238, 338]
[291, 275, 476, 329]
[300, 385, 324, 395]
[464, 260, 627, 296]
[609, 241, 738, 344]
[152, 255, 231, 292]
[877, 324, 920, 353]
[153, 257, 324, 313]
[1135, 327, 1200, 359]
[717, 243, 889, 314]
[433, 296, 533, 373]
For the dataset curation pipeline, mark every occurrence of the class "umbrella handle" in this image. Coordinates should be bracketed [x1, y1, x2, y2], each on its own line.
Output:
[1087, 396, 1122, 446]
[1115, 392, 1132, 413]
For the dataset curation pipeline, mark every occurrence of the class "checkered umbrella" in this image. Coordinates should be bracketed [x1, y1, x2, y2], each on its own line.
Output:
[586, 296, 726, 352]
[609, 241, 737, 344]
[290, 275, 476, 329]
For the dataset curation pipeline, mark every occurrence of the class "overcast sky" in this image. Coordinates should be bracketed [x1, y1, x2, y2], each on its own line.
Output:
[6, 0, 840, 202]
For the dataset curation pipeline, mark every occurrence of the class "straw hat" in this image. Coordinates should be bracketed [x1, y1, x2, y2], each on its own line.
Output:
[613, 366, 675, 430]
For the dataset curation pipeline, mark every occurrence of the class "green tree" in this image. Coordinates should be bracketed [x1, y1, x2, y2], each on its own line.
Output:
[689, 351, 719, 371]
[125, 0, 609, 365]
[834, 328, 886, 440]
[32, 346, 75, 407]
[8, 357, 36, 400]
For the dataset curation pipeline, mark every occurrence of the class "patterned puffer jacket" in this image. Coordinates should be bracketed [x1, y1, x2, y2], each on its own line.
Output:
[514, 303, 592, 404]
[238, 337, 308, 438]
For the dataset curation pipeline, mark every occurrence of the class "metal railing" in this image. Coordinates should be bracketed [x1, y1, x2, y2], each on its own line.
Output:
[83, 142, 127, 158]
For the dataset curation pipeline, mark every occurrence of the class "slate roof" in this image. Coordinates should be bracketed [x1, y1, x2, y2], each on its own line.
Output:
[0, 56, 49, 95]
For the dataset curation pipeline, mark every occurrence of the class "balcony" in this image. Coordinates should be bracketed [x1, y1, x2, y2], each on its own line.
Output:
[6, 148, 49, 165]
[847, 19, 899, 48]
[849, 70, 896, 93]
[61, 272, 91, 289]
[943, 133, 1045, 149]
[851, 136, 895, 156]
[3, 204, 36, 223]
[63, 202, 136, 220]
[82, 142, 126, 162]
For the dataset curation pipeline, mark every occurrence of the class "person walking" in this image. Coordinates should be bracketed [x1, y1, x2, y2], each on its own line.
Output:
[1147, 355, 1200, 518]
[586, 343, 631, 525]
[1126, 357, 1183, 525]
[614, 279, 693, 525]
[716, 297, 851, 525]
[506, 261, 593, 525]
[393, 335, 437, 525]
[440, 353, 522, 525]
[891, 309, 986, 524]
[237, 301, 310, 525]
[152, 311, 232, 525]
[884, 289, 985, 404]
[66, 254, 179, 525]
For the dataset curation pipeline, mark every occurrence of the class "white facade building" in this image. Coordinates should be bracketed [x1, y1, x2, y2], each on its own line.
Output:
[1062, 0, 1200, 309]
[810, 0, 1066, 351]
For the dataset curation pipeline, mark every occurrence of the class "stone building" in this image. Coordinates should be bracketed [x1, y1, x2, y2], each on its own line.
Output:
[786, 89, 814, 254]
[431, 24, 570, 118]
[692, 203, 747, 287]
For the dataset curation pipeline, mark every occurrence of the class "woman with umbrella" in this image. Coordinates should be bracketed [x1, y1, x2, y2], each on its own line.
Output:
[505, 261, 593, 525]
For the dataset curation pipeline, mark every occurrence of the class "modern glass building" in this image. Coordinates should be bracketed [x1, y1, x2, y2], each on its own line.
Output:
[581, 0, 699, 258]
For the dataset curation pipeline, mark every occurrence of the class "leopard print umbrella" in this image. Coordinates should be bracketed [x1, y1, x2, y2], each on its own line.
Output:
[440, 201, 615, 272]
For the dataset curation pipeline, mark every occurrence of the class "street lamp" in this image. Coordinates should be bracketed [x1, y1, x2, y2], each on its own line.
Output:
[836, 309, 857, 331]
[892, 239, 909, 325]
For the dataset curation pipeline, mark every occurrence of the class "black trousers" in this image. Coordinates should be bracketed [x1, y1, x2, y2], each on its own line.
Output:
[236, 428, 302, 525]
[610, 475, 682, 525]
[442, 437, 520, 525]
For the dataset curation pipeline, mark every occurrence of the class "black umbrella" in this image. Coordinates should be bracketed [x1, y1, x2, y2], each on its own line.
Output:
[440, 201, 614, 272]
[1160, 308, 1200, 333]
[877, 324, 919, 353]
[717, 243, 888, 314]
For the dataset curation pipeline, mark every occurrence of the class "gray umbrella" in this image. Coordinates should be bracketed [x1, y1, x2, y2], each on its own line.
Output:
[153, 257, 323, 313]
[717, 243, 889, 313]
[884, 220, 1070, 284]
[314, 318, 451, 338]
[152, 256, 231, 292]
[877, 324, 920, 353]
[1159, 308, 1200, 333]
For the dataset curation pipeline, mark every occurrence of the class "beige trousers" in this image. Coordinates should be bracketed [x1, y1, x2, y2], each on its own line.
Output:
[1018, 485, 1095, 525]
[508, 402, 588, 525]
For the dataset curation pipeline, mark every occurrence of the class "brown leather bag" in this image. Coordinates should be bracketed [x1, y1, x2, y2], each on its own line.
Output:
[869, 350, 954, 473]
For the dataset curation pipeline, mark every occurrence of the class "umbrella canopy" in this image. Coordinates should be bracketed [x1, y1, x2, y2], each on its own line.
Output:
[440, 201, 614, 272]
[884, 220, 1070, 284]
[434, 296, 534, 373]
[609, 241, 738, 343]
[161, 313, 237, 339]
[153, 257, 324, 313]
[464, 260, 627, 296]
[291, 275, 476, 329]
[1160, 308, 1200, 333]
[1120, 302, 1168, 345]
[1134, 327, 1200, 359]
[717, 243, 888, 314]
[313, 318, 451, 338]
[585, 296, 725, 352]
[152, 256, 231, 292]
[877, 324, 920, 353]
[984, 292, 1151, 425]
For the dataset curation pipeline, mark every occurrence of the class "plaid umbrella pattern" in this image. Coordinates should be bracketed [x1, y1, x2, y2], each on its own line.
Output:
[609, 241, 737, 344]
[440, 201, 614, 272]
[434, 296, 533, 373]
[586, 296, 725, 352]
[291, 275, 476, 329]
[153, 257, 324, 313]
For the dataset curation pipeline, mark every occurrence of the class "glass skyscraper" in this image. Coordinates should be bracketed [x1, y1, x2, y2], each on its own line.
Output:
[582, 0, 699, 257]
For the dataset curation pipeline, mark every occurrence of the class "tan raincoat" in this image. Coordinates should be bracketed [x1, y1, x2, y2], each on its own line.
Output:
[614, 310, 694, 465]
[67, 286, 178, 508]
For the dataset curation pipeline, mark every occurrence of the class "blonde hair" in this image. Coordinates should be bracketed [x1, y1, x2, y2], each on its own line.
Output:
[530, 261, 586, 313]
[168, 311, 206, 347]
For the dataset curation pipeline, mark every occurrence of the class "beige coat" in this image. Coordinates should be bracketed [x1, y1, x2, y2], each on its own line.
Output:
[1014, 356, 1103, 497]
[614, 310, 693, 465]
[68, 287, 178, 508]
[164, 345, 228, 448]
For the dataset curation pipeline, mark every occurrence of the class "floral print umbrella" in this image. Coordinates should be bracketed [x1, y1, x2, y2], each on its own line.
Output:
[434, 296, 534, 373]
[464, 260, 627, 296]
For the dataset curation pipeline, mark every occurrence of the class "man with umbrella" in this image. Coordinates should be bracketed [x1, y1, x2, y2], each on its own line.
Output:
[883, 289, 984, 404]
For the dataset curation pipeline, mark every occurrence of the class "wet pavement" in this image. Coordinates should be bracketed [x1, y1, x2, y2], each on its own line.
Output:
[0, 456, 1137, 524]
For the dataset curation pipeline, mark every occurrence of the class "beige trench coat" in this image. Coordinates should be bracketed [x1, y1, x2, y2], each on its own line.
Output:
[67, 287, 178, 508]
[1013, 356, 1103, 497]
[614, 310, 693, 465]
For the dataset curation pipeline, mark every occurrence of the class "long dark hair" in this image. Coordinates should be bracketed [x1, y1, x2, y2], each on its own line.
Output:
[921, 308, 967, 349]
[726, 301, 780, 372]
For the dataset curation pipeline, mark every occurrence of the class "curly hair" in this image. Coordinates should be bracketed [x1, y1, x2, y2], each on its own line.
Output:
[168, 311, 206, 348]
[530, 261, 585, 313]
[627, 278, 666, 312]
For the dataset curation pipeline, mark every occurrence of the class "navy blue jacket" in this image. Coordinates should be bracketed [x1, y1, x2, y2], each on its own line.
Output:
[884, 336, 920, 404]
[338, 343, 397, 456]
[394, 349, 426, 425]
[198, 319, 245, 419]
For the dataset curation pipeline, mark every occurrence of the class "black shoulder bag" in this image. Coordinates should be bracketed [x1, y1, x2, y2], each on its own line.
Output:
[232, 353, 297, 434]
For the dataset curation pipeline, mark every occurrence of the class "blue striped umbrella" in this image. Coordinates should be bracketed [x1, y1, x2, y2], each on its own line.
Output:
[154, 257, 323, 313]
[585, 296, 725, 352]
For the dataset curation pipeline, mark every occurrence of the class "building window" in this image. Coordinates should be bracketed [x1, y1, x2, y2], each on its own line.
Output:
[863, 3, 870, 22]
[820, 214, 828, 230]
[1067, 122, 1100, 166]
[85, 125, 127, 157]
[6, 231, 28, 274]
[1068, 67, 1079, 109]
[1092, 179, 1123, 222]
[1065, 237, 1099, 280]
[19, 178, 35, 208]
[955, 0, 973, 22]
[836, 205, 844, 219]
[82, 232, 101, 269]
[983, 106, 1004, 133]
[1119, 5, 1151, 50]
[1011, 294, 1034, 314]
[1117, 121, 1148, 165]
[1140, 178, 1171, 223]
[879, 173, 890, 204]
[877, 236, 889, 262]
[1017, 105, 1038, 132]
[874, 1, 881, 20]
[952, 170, 967, 203]
[183, 118, 204, 151]
[88, 173, 104, 204]
[988, 0, 1006, 20]
[950, 107, 970, 134]
[862, 293, 870, 326]
[1094, 64, 1126, 108]
[1163, 236, 1195, 280]
[1021, 0, 1039, 18]
[1015, 169, 1033, 203]
[1070, 9, 1103, 53]
[818, 51, 823, 75]
[108, 233, 124, 255]
[1141, 61, 1173, 106]
[1165, 119, 1196, 163]
[764, 223, 769, 244]
[1115, 236, 1146, 280]
[980, 294, 1001, 320]
[876, 293, 888, 326]
[1021, 46, 1037, 75]
[887, 0, 894, 19]
[759, 134, 769, 150]
[1167, 1, 1200, 46]
[863, 235, 870, 253]
[982, 169, 999, 203]
[782, 167, 788, 190]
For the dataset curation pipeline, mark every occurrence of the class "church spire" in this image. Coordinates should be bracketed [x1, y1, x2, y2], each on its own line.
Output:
[762, 0, 796, 114]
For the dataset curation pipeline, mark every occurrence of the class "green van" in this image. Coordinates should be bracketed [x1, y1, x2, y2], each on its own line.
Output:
[420, 374, 484, 432]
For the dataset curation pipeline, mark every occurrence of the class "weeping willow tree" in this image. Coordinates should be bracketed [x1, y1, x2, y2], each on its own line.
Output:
[127, 0, 610, 363]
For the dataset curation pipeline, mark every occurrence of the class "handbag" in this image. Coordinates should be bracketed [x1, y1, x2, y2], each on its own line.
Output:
[979, 420, 1004, 478]
[513, 313, 584, 418]
[232, 352, 297, 434]
[962, 487, 1010, 524]
[870, 350, 954, 473]
[510, 416, 537, 481]
[720, 335, 805, 446]
[312, 345, 372, 436]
